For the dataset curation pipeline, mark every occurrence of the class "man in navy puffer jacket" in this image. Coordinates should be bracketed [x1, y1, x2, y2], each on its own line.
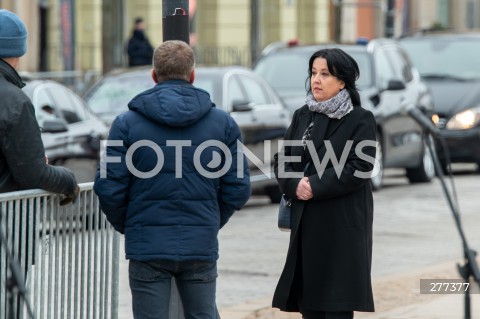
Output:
[94, 40, 251, 319]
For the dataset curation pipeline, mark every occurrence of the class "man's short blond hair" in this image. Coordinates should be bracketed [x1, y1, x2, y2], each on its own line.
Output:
[153, 40, 194, 82]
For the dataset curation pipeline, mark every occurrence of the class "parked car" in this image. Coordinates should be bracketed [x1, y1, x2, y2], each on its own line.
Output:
[399, 32, 480, 171]
[83, 66, 292, 203]
[253, 38, 436, 190]
[22, 79, 109, 183]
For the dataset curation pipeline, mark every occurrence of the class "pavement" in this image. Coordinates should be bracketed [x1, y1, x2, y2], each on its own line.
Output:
[118, 232, 480, 319]
[223, 293, 480, 319]
[221, 167, 480, 319]
[218, 260, 480, 319]
[116, 166, 480, 319]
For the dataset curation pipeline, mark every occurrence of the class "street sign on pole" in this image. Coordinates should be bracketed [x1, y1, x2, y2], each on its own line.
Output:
[163, 0, 190, 44]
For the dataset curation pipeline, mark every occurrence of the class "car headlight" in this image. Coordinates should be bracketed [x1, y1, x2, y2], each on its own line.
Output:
[445, 106, 480, 130]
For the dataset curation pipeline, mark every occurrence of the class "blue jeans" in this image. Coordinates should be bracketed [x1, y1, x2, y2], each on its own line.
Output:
[129, 260, 218, 319]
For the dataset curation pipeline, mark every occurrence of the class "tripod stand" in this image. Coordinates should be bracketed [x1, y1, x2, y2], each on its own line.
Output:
[406, 104, 480, 318]
[0, 210, 35, 319]
[424, 135, 480, 319]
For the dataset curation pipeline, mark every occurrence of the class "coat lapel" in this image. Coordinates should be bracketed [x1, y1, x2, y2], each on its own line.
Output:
[294, 107, 349, 164]
[325, 116, 346, 139]
[296, 107, 346, 141]
[296, 107, 314, 138]
[309, 113, 330, 148]
[312, 113, 347, 141]
[308, 112, 347, 157]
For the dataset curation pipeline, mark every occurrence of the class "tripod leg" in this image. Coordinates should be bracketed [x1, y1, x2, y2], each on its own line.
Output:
[465, 286, 470, 319]
[427, 136, 480, 319]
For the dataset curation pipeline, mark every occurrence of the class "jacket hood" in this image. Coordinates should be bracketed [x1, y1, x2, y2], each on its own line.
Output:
[128, 80, 214, 127]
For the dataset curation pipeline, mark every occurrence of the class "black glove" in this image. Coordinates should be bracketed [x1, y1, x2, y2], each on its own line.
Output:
[60, 185, 80, 206]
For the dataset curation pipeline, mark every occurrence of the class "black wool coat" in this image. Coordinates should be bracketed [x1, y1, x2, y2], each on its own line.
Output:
[273, 104, 376, 313]
[127, 30, 154, 67]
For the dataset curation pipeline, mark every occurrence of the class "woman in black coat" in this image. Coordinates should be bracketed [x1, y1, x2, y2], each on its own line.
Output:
[273, 48, 377, 319]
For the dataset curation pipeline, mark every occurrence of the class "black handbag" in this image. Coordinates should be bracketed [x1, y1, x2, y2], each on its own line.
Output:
[278, 194, 292, 231]
[277, 161, 311, 232]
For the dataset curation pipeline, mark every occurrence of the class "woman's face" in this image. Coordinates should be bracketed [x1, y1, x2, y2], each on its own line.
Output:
[310, 57, 345, 102]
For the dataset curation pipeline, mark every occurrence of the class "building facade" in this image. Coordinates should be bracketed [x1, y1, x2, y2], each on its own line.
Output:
[2, 0, 480, 74]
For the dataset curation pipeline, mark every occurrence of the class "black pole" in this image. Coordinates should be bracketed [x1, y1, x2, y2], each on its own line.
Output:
[250, 0, 260, 65]
[59, 0, 75, 72]
[163, 0, 190, 44]
[333, 0, 342, 43]
[38, 1, 48, 71]
[385, 0, 395, 37]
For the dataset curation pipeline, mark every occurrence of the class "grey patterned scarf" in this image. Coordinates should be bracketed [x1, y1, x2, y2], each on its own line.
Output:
[306, 89, 353, 119]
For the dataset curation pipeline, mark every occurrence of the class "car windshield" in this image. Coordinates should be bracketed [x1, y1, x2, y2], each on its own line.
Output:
[254, 50, 372, 96]
[192, 73, 220, 106]
[85, 70, 224, 118]
[400, 38, 480, 80]
[86, 72, 153, 115]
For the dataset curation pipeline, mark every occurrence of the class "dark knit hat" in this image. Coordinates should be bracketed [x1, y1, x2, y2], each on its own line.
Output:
[0, 9, 28, 58]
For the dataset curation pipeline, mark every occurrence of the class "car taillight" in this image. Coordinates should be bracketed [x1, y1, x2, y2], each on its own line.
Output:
[287, 39, 299, 47]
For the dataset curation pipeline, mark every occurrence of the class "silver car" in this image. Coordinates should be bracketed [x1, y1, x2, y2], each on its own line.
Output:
[22, 79, 109, 183]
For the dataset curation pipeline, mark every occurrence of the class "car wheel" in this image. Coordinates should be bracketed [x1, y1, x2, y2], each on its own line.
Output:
[370, 134, 384, 191]
[406, 134, 435, 183]
[265, 185, 282, 203]
[62, 158, 98, 183]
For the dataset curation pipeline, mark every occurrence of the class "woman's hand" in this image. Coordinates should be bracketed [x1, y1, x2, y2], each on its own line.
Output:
[296, 177, 313, 201]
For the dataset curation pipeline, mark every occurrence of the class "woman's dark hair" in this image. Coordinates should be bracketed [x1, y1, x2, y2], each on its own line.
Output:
[306, 48, 361, 106]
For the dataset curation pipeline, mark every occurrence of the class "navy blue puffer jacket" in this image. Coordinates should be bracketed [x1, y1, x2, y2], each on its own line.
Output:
[94, 80, 251, 262]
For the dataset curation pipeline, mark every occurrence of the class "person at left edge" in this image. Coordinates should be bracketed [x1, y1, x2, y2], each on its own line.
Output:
[94, 40, 251, 318]
[0, 9, 79, 199]
[0, 10, 80, 316]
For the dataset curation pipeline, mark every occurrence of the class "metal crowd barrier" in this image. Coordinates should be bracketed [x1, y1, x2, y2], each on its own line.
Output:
[0, 183, 119, 319]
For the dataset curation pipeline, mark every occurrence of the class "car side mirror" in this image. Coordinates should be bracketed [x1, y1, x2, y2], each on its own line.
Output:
[232, 100, 253, 112]
[41, 119, 68, 133]
[386, 79, 406, 91]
